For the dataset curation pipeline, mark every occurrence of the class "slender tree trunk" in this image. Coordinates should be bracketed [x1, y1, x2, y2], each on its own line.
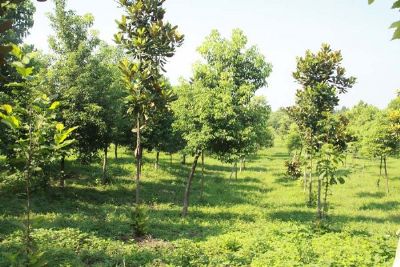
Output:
[303, 164, 307, 192]
[240, 159, 243, 172]
[235, 162, 238, 180]
[181, 154, 186, 165]
[200, 151, 205, 199]
[243, 158, 246, 170]
[317, 178, 322, 219]
[182, 152, 201, 216]
[308, 153, 313, 206]
[384, 156, 389, 195]
[323, 177, 329, 217]
[155, 151, 160, 170]
[229, 164, 235, 180]
[378, 156, 383, 187]
[170, 154, 172, 165]
[59, 155, 65, 187]
[102, 146, 108, 184]
[135, 114, 142, 205]
[114, 143, 118, 160]
[25, 116, 33, 258]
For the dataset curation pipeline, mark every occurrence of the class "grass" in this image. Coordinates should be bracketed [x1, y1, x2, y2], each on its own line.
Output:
[0, 140, 399, 266]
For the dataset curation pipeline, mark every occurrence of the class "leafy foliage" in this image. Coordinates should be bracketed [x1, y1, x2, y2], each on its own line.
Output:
[369, 0, 400, 40]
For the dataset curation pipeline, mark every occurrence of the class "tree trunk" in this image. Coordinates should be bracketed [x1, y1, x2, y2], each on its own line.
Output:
[182, 152, 201, 216]
[25, 117, 33, 257]
[240, 159, 243, 172]
[59, 155, 65, 187]
[378, 156, 383, 187]
[102, 146, 108, 184]
[235, 162, 238, 180]
[155, 151, 160, 170]
[200, 151, 205, 199]
[384, 156, 389, 195]
[114, 143, 118, 159]
[170, 154, 172, 165]
[303, 163, 307, 192]
[243, 158, 246, 170]
[229, 164, 235, 180]
[181, 154, 186, 165]
[135, 114, 142, 205]
[317, 179, 322, 219]
[323, 177, 329, 217]
[308, 153, 313, 206]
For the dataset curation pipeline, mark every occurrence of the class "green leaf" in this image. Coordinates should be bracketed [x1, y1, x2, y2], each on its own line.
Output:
[10, 44, 22, 59]
[1, 115, 20, 129]
[56, 123, 64, 132]
[392, 27, 400, 40]
[5, 82, 24, 87]
[49, 101, 60, 110]
[368, 0, 375, 4]
[390, 21, 400, 29]
[392, 0, 400, 9]
[1, 104, 12, 114]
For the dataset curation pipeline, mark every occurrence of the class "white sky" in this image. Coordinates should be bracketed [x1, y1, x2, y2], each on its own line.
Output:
[26, 0, 400, 110]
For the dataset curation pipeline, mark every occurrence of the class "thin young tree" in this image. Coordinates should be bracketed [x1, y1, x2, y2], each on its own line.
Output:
[288, 43, 356, 211]
[114, 0, 184, 204]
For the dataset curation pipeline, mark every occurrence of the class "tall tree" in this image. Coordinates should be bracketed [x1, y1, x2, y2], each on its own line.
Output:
[288, 43, 356, 217]
[195, 29, 272, 167]
[43, 0, 105, 185]
[114, 0, 184, 204]
[174, 29, 272, 216]
[0, 0, 35, 157]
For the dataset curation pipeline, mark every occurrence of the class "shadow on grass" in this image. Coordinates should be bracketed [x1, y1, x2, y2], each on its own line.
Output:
[274, 176, 298, 187]
[356, 191, 386, 198]
[268, 209, 400, 225]
[359, 201, 400, 211]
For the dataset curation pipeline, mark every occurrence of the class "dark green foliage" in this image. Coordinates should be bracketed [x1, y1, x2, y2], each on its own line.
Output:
[44, 0, 111, 164]
[0, 0, 35, 157]
[115, 0, 184, 205]
[288, 43, 356, 211]
[285, 157, 302, 179]
[128, 204, 149, 237]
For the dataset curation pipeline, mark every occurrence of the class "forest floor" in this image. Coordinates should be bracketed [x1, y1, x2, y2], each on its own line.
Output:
[0, 140, 399, 266]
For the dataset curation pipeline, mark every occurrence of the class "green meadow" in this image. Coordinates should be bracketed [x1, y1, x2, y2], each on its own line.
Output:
[1, 140, 399, 266]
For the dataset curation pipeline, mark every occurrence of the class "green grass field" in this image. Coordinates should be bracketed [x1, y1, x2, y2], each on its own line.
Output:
[1, 140, 399, 266]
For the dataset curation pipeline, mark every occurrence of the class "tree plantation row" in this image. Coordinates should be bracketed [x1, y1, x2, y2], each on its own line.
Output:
[1, 0, 400, 265]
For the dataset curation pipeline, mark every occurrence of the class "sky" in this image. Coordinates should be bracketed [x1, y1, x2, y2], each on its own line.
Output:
[25, 0, 400, 111]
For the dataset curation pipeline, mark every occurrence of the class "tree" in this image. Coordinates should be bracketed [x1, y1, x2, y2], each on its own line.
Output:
[0, 0, 35, 157]
[195, 29, 272, 168]
[174, 29, 272, 216]
[43, 0, 112, 186]
[345, 101, 381, 159]
[114, 0, 184, 205]
[269, 108, 292, 138]
[173, 79, 215, 216]
[315, 144, 346, 219]
[285, 123, 303, 180]
[142, 99, 185, 170]
[85, 44, 127, 184]
[288, 43, 356, 218]
[366, 108, 400, 194]
[1, 44, 75, 264]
